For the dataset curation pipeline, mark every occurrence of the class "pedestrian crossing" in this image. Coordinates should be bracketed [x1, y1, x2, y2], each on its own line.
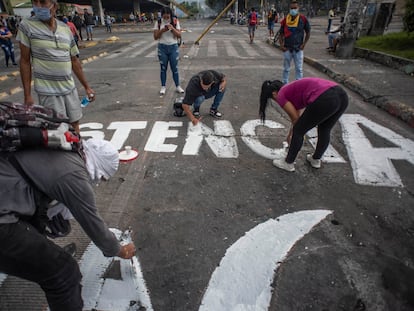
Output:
[103, 38, 280, 60]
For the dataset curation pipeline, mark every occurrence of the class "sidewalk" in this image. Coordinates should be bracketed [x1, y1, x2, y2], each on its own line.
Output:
[299, 16, 414, 127]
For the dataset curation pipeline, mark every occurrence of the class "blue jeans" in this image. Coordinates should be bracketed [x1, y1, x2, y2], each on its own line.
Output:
[0, 39, 16, 65]
[282, 49, 304, 84]
[158, 43, 180, 87]
[0, 221, 83, 311]
[193, 83, 225, 112]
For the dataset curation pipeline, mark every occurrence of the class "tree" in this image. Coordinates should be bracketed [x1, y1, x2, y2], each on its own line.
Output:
[404, 0, 414, 32]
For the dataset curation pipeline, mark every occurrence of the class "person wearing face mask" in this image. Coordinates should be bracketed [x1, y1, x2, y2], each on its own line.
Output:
[0, 137, 136, 311]
[16, 0, 95, 134]
[278, 1, 311, 84]
[153, 6, 185, 95]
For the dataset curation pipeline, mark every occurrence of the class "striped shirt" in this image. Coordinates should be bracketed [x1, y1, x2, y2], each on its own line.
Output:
[16, 17, 79, 96]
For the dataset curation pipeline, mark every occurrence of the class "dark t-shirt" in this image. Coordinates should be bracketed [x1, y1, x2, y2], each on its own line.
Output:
[280, 14, 311, 50]
[183, 70, 224, 106]
[0, 150, 120, 257]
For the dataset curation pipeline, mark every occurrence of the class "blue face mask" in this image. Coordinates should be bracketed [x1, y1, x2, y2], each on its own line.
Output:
[33, 5, 53, 21]
[290, 9, 298, 16]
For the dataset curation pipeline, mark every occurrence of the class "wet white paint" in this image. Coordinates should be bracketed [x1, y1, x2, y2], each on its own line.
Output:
[199, 210, 332, 311]
[79, 116, 414, 187]
[183, 121, 239, 157]
[0, 273, 6, 286]
[80, 228, 153, 311]
[340, 114, 414, 187]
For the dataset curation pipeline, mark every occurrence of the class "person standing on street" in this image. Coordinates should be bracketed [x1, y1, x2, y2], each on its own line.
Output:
[279, 1, 311, 84]
[153, 6, 184, 95]
[181, 70, 227, 125]
[267, 8, 278, 38]
[17, 0, 95, 133]
[0, 20, 17, 67]
[72, 12, 83, 41]
[247, 7, 258, 43]
[83, 8, 94, 41]
[0, 138, 136, 311]
[259, 78, 348, 172]
[327, 7, 335, 32]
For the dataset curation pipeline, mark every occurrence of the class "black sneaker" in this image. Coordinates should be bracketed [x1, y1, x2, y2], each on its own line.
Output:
[193, 110, 200, 118]
[210, 109, 222, 118]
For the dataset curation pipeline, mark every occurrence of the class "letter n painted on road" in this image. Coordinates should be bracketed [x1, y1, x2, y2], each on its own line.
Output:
[183, 121, 239, 158]
[340, 114, 414, 187]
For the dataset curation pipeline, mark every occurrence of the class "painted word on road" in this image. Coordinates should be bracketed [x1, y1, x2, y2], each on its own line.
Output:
[81, 114, 414, 188]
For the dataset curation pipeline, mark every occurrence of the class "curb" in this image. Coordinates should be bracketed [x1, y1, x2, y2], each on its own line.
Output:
[304, 56, 414, 128]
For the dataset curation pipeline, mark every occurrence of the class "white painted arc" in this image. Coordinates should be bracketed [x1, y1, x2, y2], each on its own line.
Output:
[199, 210, 332, 311]
[0, 273, 6, 287]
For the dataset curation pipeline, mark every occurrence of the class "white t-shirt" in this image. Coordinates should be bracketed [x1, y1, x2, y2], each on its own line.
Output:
[153, 18, 181, 45]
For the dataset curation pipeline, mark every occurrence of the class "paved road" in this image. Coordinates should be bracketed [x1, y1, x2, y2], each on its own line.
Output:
[0, 19, 413, 311]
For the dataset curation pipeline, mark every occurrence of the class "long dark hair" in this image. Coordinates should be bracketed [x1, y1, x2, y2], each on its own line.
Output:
[259, 80, 283, 122]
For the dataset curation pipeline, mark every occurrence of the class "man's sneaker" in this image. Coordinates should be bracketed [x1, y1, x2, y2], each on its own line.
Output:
[210, 109, 222, 118]
[272, 158, 295, 172]
[176, 86, 185, 93]
[193, 110, 200, 118]
[306, 154, 321, 168]
[160, 86, 166, 95]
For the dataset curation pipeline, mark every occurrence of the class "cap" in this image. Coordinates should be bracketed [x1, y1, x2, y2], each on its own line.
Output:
[83, 138, 119, 182]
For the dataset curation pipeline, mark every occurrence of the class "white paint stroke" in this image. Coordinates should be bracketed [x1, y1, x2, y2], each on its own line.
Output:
[340, 114, 414, 187]
[80, 228, 153, 311]
[144, 121, 182, 153]
[306, 128, 346, 163]
[199, 210, 332, 311]
[240, 119, 287, 159]
[0, 273, 7, 287]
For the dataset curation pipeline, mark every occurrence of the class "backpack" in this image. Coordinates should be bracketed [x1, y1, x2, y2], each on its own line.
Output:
[157, 16, 182, 46]
[0, 101, 80, 152]
[173, 97, 185, 117]
[249, 12, 257, 25]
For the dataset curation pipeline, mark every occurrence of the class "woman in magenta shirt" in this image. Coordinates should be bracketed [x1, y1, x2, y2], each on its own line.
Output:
[259, 77, 348, 171]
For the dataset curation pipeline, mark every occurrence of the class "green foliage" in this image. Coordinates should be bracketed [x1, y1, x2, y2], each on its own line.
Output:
[180, 1, 200, 15]
[404, 0, 414, 32]
[356, 32, 414, 59]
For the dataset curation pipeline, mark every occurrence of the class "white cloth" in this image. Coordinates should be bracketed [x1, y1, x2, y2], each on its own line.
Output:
[83, 138, 119, 183]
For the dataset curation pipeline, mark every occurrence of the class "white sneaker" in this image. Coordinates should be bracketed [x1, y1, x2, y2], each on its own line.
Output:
[176, 86, 184, 93]
[272, 158, 295, 172]
[160, 86, 166, 95]
[306, 154, 321, 168]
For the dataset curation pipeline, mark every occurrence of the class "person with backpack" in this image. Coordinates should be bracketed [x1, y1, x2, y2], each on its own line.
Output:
[153, 6, 184, 95]
[278, 1, 311, 84]
[17, 0, 95, 134]
[0, 123, 136, 311]
[72, 12, 83, 41]
[259, 78, 348, 172]
[247, 7, 258, 43]
[83, 8, 95, 41]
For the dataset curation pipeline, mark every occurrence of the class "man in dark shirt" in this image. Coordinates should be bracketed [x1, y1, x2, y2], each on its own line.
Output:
[0, 138, 136, 311]
[181, 70, 227, 125]
[278, 1, 311, 84]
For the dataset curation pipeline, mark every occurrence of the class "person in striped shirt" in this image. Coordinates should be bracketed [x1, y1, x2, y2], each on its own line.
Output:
[16, 0, 95, 133]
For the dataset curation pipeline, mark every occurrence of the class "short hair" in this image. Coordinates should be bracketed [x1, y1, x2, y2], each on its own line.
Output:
[291, 1, 299, 6]
[200, 71, 214, 85]
[161, 7, 173, 16]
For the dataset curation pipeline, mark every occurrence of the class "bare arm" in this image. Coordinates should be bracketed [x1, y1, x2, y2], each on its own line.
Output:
[19, 42, 34, 105]
[182, 104, 199, 126]
[282, 101, 300, 143]
[71, 55, 95, 101]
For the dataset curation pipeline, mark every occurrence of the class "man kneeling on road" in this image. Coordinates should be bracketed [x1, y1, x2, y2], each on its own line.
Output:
[0, 138, 136, 311]
[181, 70, 227, 126]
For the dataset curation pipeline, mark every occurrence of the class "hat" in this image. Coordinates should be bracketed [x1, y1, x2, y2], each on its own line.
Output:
[83, 138, 119, 182]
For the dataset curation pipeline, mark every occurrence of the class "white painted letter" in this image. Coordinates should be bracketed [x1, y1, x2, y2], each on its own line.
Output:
[340, 114, 414, 187]
[145, 121, 182, 152]
[80, 122, 105, 140]
[182, 121, 238, 158]
[107, 121, 148, 150]
[240, 119, 286, 159]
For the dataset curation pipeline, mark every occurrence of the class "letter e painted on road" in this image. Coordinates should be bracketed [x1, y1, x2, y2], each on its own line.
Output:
[145, 121, 182, 152]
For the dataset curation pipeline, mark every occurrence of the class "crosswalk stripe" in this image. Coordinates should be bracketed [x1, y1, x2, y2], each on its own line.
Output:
[127, 41, 158, 58]
[238, 40, 260, 57]
[207, 40, 218, 57]
[187, 44, 199, 58]
[224, 40, 239, 58]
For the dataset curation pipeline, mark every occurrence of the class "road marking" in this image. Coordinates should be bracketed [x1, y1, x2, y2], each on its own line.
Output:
[199, 210, 332, 311]
[207, 39, 218, 57]
[238, 40, 260, 57]
[127, 41, 158, 58]
[307, 127, 346, 163]
[224, 40, 240, 58]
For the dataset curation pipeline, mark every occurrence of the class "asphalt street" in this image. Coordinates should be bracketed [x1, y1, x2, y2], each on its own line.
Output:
[0, 18, 413, 311]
